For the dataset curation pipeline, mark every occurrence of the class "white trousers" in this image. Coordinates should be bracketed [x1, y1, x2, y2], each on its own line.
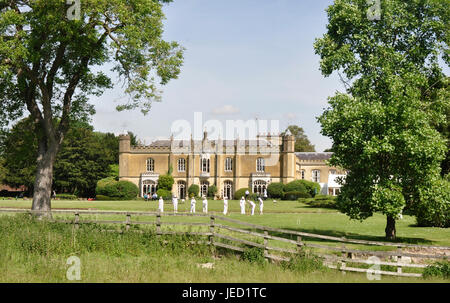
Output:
[203, 202, 208, 213]
[173, 202, 178, 213]
[260, 204, 263, 214]
[249, 202, 256, 216]
[158, 202, 164, 213]
[240, 203, 245, 214]
[190, 204, 196, 213]
[223, 203, 228, 215]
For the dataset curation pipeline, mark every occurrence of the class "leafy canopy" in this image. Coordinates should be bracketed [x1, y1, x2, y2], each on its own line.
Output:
[314, 0, 449, 223]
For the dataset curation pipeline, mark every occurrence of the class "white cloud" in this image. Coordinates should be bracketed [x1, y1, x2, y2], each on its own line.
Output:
[211, 105, 240, 115]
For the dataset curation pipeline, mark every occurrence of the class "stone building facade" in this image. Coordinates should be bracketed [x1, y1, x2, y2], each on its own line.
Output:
[119, 131, 345, 199]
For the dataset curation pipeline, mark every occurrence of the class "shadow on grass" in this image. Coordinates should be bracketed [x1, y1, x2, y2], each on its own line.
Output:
[271, 227, 434, 246]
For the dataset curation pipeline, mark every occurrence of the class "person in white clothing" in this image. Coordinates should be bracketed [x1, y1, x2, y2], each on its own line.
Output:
[190, 197, 196, 213]
[158, 197, 164, 213]
[239, 197, 246, 214]
[248, 198, 256, 216]
[258, 196, 264, 215]
[223, 196, 228, 215]
[202, 196, 208, 213]
[172, 195, 178, 213]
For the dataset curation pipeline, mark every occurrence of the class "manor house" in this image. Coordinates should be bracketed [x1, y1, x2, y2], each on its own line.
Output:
[118, 131, 345, 199]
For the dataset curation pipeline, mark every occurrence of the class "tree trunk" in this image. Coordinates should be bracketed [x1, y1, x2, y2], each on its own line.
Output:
[385, 215, 396, 240]
[31, 138, 58, 218]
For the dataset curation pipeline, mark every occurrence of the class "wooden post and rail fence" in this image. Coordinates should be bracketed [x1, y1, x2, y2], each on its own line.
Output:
[0, 208, 448, 278]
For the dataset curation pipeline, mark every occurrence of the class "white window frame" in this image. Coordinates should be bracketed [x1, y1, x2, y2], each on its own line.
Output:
[146, 158, 154, 172]
[256, 158, 265, 172]
[312, 170, 321, 183]
[201, 158, 210, 173]
[178, 158, 186, 172]
[225, 157, 233, 172]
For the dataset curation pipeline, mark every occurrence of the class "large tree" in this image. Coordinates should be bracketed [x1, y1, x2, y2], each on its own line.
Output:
[283, 125, 315, 152]
[0, 1, 183, 214]
[314, 0, 448, 239]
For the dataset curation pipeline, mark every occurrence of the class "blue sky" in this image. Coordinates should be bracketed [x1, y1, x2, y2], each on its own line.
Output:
[90, 0, 342, 152]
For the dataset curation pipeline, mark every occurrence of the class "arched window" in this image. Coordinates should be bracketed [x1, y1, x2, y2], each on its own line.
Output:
[253, 180, 267, 195]
[146, 158, 154, 172]
[177, 181, 186, 199]
[178, 158, 186, 172]
[142, 180, 157, 196]
[312, 170, 321, 182]
[223, 180, 233, 199]
[201, 158, 210, 173]
[256, 158, 265, 172]
[200, 181, 209, 197]
[225, 157, 233, 172]
[301, 170, 305, 180]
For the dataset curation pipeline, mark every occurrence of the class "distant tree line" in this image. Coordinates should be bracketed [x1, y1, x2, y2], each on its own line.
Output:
[0, 117, 137, 198]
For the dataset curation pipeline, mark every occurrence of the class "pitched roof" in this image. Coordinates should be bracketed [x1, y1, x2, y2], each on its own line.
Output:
[295, 152, 333, 161]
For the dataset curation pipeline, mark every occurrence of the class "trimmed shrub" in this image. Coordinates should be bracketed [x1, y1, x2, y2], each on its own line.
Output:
[188, 184, 199, 198]
[299, 180, 321, 197]
[305, 199, 337, 209]
[156, 189, 172, 200]
[283, 191, 310, 200]
[415, 178, 450, 227]
[96, 179, 139, 200]
[284, 180, 308, 194]
[234, 188, 250, 200]
[157, 174, 174, 191]
[267, 182, 284, 198]
[55, 194, 77, 200]
[207, 185, 218, 198]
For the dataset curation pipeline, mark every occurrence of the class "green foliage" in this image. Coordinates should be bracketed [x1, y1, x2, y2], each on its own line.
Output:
[0, 214, 209, 260]
[280, 251, 325, 273]
[283, 125, 315, 152]
[415, 177, 450, 227]
[157, 174, 174, 191]
[54, 194, 77, 200]
[96, 179, 139, 200]
[234, 188, 250, 200]
[156, 189, 172, 200]
[284, 180, 308, 194]
[301, 195, 337, 209]
[314, 0, 449, 237]
[299, 180, 321, 197]
[283, 191, 310, 201]
[108, 164, 120, 181]
[188, 184, 199, 198]
[0, 118, 119, 197]
[207, 185, 218, 198]
[423, 261, 450, 280]
[267, 182, 284, 198]
[241, 247, 265, 265]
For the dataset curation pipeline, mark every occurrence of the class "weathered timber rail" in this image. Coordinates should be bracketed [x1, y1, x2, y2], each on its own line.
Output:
[1, 208, 448, 278]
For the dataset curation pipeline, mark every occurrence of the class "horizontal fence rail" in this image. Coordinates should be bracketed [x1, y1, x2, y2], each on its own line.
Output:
[1, 208, 448, 278]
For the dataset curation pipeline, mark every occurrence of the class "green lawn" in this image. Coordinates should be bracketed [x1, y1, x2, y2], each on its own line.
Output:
[1, 198, 449, 247]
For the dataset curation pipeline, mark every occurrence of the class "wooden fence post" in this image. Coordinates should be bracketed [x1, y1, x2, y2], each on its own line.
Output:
[209, 215, 215, 247]
[296, 235, 302, 254]
[126, 213, 131, 231]
[263, 228, 269, 261]
[397, 246, 403, 274]
[156, 210, 161, 237]
[340, 239, 346, 273]
[74, 212, 80, 229]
